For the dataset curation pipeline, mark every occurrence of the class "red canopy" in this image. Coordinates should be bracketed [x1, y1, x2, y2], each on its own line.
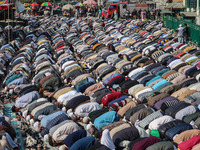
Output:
[54, 5, 60, 9]
[31, 3, 39, 7]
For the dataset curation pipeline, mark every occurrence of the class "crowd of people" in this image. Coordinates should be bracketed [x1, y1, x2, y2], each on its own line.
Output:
[125, 9, 161, 20]
[63, 6, 99, 18]
[0, 13, 200, 150]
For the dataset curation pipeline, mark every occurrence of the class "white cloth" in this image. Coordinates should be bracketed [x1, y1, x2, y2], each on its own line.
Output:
[38, 115, 46, 121]
[68, 112, 76, 121]
[52, 122, 80, 143]
[135, 125, 149, 138]
[74, 102, 101, 118]
[178, 27, 184, 37]
[33, 121, 40, 132]
[44, 134, 49, 142]
[175, 105, 196, 120]
[57, 90, 78, 104]
[128, 84, 144, 95]
[100, 129, 116, 150]
[135, 88, 153, 99]
[26, 115, 30, 122]
[63, 93, 83, 106]
[61, 60, 75, 70]
[22, 110, 28, 118]
[148, 115, 174, 130]
[168, 59, 183, 69]
[128, 68, 145, 78]
[30, 119, 34, 126]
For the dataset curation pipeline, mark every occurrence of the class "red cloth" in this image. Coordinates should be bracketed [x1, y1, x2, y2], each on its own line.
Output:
[175, 53, 184, 58]
[101, 92, 122, 106]
[196, 64, 200, 70]
[132, 136, 160, 150]
[56, 44, 65, 50]
[176, 43, 185, 49]
[178, 135, 200, 150]
[102, 22, 105, 27]
[163, 45, 172, 51]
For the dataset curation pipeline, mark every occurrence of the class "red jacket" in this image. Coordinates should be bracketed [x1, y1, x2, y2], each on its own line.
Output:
[178, 135, 200, 150]
[101, 92, 122, 106]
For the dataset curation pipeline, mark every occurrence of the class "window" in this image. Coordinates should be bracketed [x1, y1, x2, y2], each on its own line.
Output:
[185, 0, 190, 9]
[110, 5, 117, 9]
[186, 0, 197, 11]
[190, 0, 197, 11]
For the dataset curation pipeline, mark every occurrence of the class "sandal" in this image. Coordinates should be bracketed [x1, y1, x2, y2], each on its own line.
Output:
[37, 144, 42, 150]
[43, 144, 48, 150]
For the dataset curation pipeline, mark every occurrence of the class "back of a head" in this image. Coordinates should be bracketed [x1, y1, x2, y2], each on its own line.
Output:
[11, 106, 16, 112]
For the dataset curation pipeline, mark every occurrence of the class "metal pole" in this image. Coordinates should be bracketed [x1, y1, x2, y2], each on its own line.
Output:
[4, 10, 5, 21]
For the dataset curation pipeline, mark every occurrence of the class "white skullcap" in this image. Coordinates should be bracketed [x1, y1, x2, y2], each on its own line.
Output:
[59, 145, 66, 150]
[34, 122, 40, 132]
[23, 110, 28, 118]
[119, 140, 131, 148]
[67, 109, 72, 114]
[89, 96, 95, 102]
[33, 121, 39, 129]
[9, 89, 13, 94]
[100, 103, 104, 108]
[4, 86, 8, 91]
[2, 135, 6, 140]
[30, 119, 34, 126]
[198, 104, 200, 110]
[68, 112, 76, 121]
[179, 24, 182, 27]
[38, 115, 45, 121]
[86, 124, 92, 130]
[83, 117, 89, 123]
[26, 115, 31, 122]
[44, 134, 49, 142]
[62, 107, 66, 112]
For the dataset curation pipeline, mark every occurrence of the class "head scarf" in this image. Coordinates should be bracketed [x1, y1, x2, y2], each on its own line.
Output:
[100, 129, 115, 150]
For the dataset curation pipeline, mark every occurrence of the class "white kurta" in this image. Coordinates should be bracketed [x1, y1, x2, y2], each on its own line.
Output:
[74, 102, 101, 118]
[52, 122, 80, 143]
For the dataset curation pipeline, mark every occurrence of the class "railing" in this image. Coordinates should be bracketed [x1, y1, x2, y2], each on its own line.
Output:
[164, 15, 200, 45]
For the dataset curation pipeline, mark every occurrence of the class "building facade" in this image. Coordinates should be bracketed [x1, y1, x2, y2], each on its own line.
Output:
[154, 0, 168, 9]
[183, 0, 200, 25]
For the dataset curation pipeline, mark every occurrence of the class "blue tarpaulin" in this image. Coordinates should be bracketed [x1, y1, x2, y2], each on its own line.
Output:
[15, 1, 25, 13]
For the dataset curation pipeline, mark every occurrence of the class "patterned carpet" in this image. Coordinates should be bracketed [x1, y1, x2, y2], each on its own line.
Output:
[3, 103, 25, 150]
[3, 102, 60, 150]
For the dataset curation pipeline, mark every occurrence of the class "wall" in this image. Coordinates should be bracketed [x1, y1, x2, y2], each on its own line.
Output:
[154, 0, 168, 9]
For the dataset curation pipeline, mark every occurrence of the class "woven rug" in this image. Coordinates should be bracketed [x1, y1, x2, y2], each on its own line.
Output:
[3, 102, 61, 150]
[3, 103, 25, 150]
